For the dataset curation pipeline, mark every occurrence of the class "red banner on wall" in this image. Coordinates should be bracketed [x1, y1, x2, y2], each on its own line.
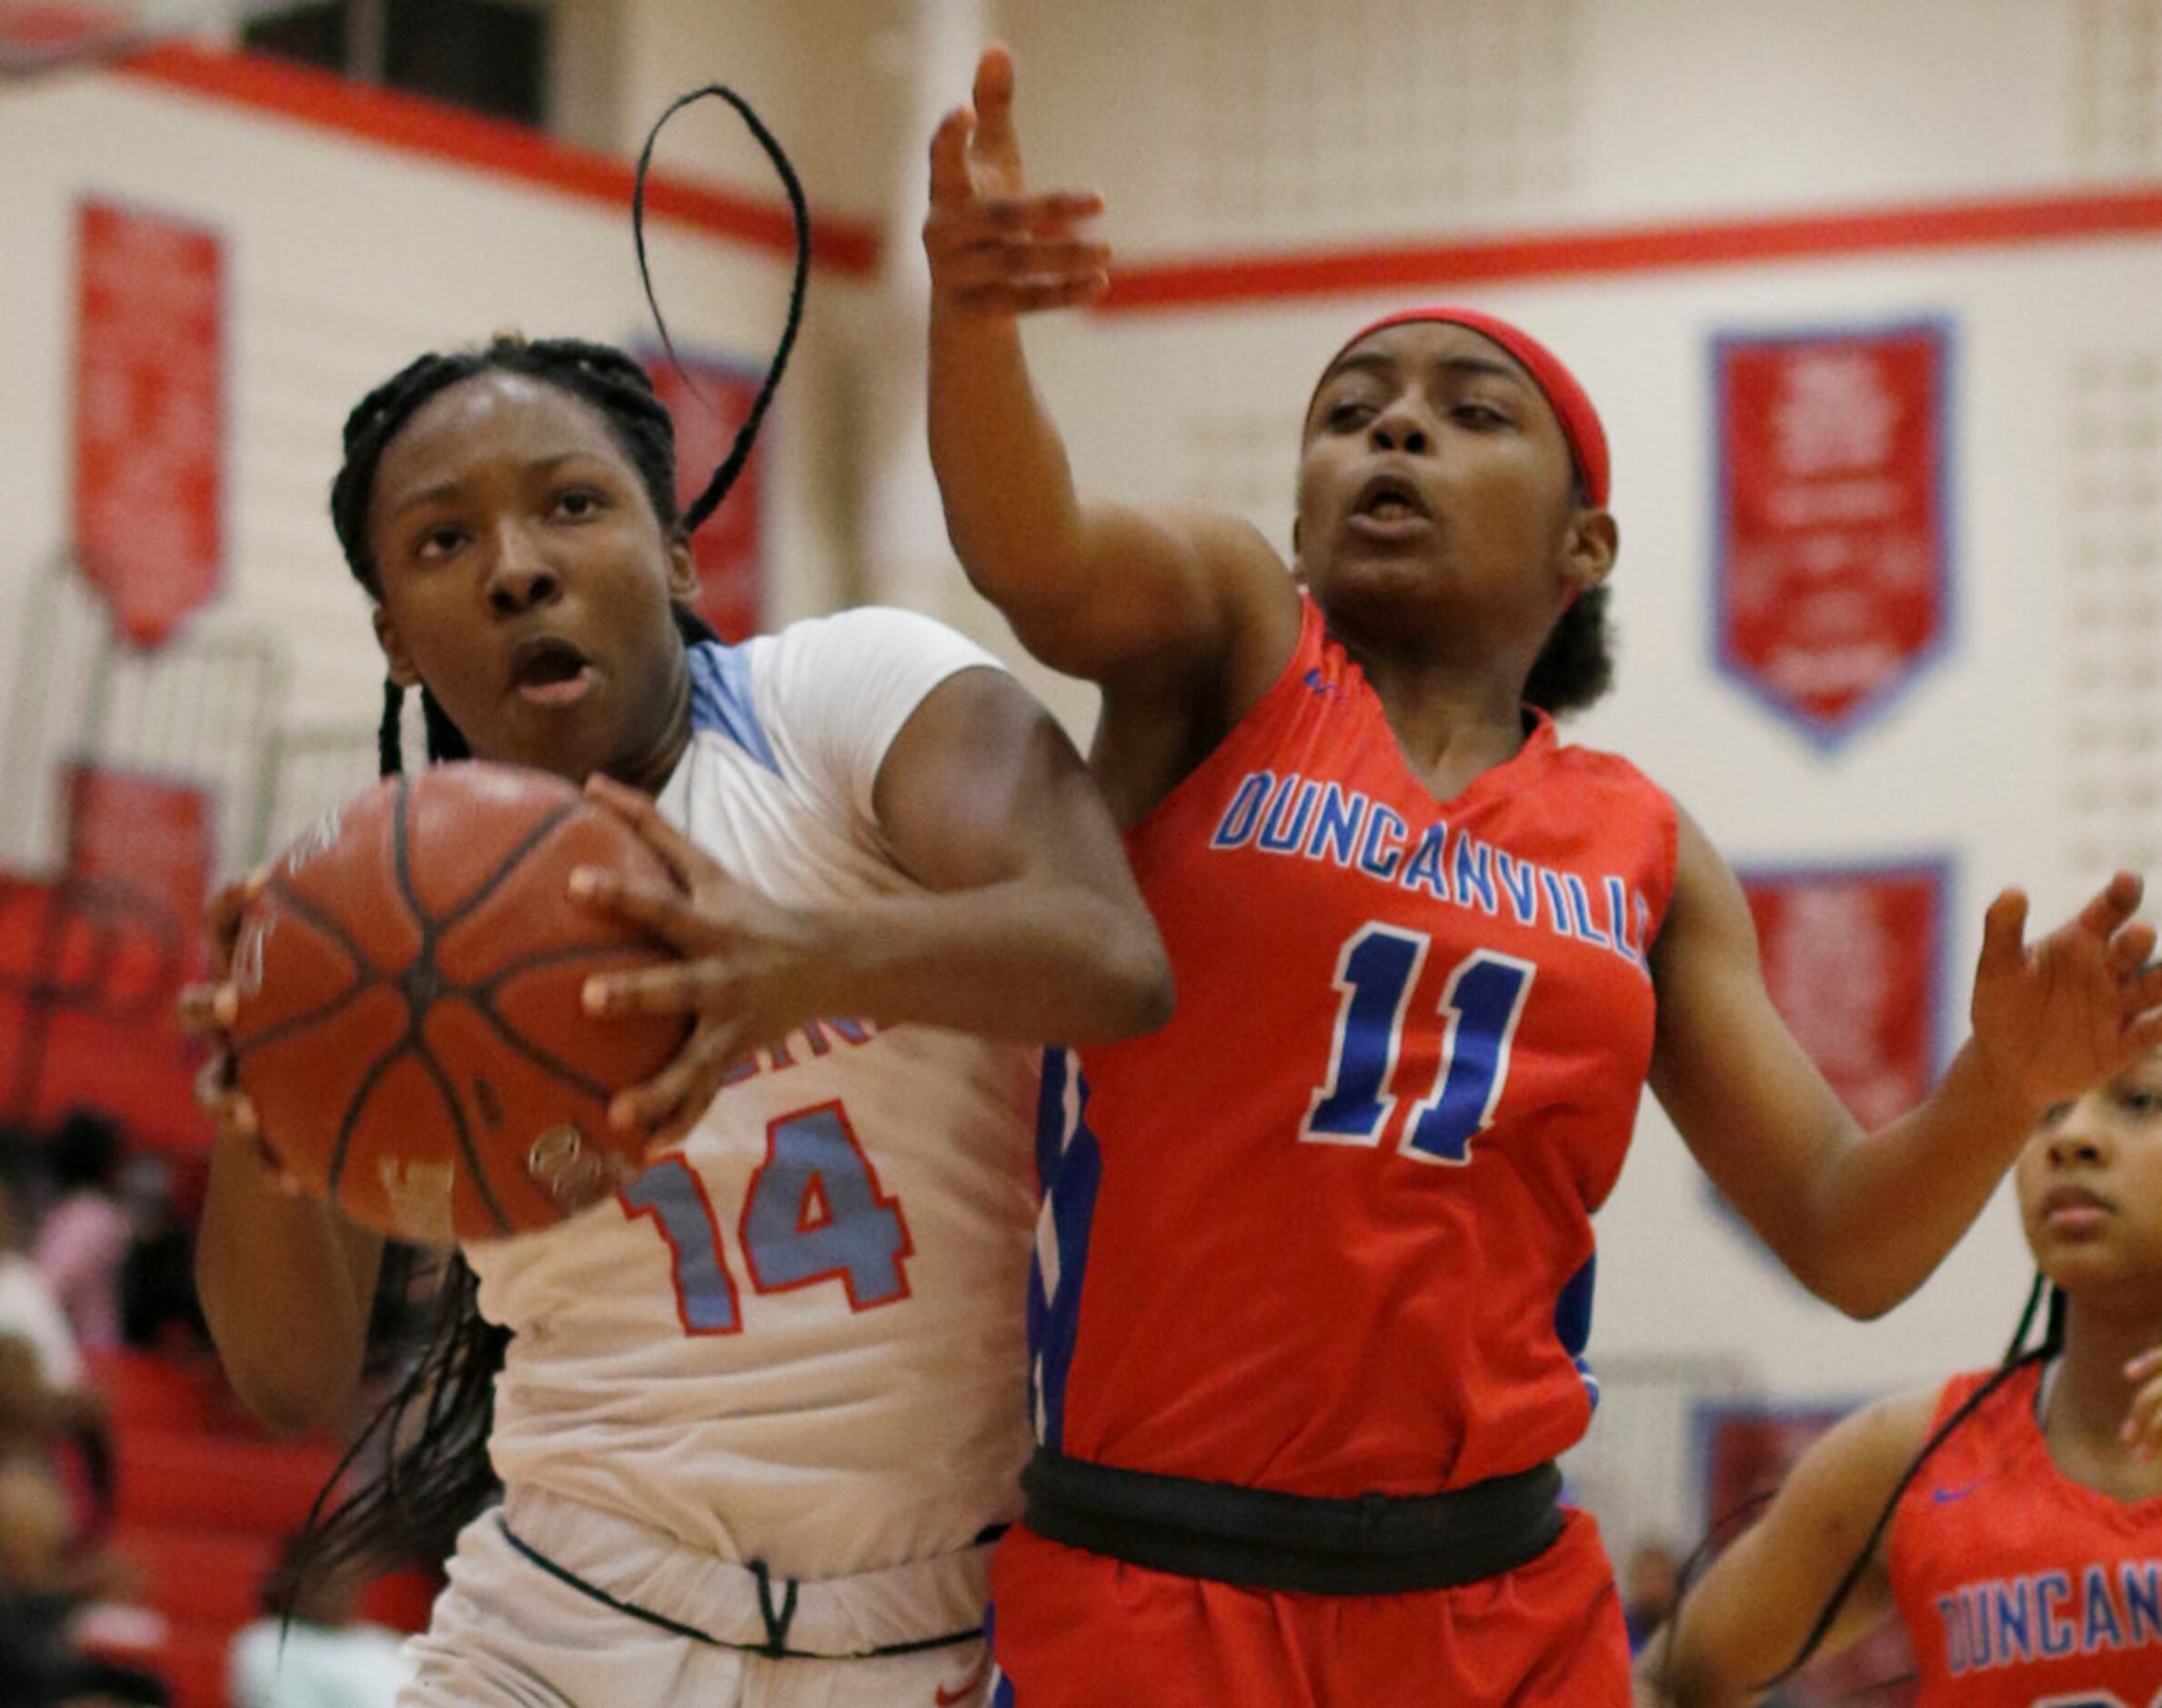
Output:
[640, 350, 765, 643]
[1715, 323, 1951, 746]
[1740, 861, 1946, 1129]
[0, 768, 212, 1150]
[73, 198, 226, 650]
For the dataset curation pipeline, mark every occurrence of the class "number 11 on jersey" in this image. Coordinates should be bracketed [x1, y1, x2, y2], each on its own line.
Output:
[1302, 925, 1535, 1165]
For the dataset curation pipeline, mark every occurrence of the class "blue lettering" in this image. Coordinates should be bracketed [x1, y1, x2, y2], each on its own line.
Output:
[1401, 824, 1452, 900]
[1992, 1578, 2034, 1663]
[1307, 783, 1368, 867]
[1258, 778, 1321, 853]
[2036, 1572, 2076, 1658]
[1212, 772, 1272, 849]
[1564, 875, 1614, 949]
[1936, 1594, 1967, 1675]
[1542, 871, 1576, 938]
[1453, 836, 1498, 913]
[1359, 807, 1409, 881]
[1495, 851, 1540, 925]
[2086, 1565, 2126, 1651]
[2125, 1562, 2162, 1643]
[1605, 877, 1643, 967]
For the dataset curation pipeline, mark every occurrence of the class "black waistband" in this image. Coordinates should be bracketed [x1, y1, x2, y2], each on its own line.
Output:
[1021, 1449, 1565, 1595]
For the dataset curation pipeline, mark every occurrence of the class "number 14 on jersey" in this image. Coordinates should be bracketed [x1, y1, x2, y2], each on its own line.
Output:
[621, 1100, 914, 1334]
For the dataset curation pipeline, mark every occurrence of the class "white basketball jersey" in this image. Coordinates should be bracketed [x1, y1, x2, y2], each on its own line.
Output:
[467, 608, 1041, 1581]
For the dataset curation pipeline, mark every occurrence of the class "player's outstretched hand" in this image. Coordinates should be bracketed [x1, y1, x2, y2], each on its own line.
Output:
[924, 43, 1110, 320]
[572, 772, 822, 1149]
[2125, 1345, 2162, 1461]
[1968, 872, 2162, 1113]
[176, 868, 298, 1191]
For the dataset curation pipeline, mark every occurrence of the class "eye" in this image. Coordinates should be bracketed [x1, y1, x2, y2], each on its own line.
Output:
[412, 524, 468, 562]
[1452, 400, 1512, 428]
[552, 487, 608, 521]
[1322, 399, 1375, 432]
[2122, 1088, 2162, 1116]
[2039, 1100, 2073, 1126]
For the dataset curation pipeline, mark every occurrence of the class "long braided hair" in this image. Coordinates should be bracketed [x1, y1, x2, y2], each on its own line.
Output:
[1656, 1272, 2067, 1700]
[290, 84, 810, 1586]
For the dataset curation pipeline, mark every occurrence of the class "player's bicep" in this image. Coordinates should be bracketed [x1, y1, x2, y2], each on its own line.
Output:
[1001, 498, 1297, 688]
[871, 665, 1138, 905]
[1657, 1391, 1929, 1702]
[1648, 810, 1856, 1277]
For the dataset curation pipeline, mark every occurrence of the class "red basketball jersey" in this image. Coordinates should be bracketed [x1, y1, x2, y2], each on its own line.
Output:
[1889, 1362, 2162, 1705]
[1028, 596, 1677, 1498]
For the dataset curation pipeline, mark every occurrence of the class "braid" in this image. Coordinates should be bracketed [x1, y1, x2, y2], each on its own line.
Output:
[1740, 1271, 2064, 1693]
[630, 83, 810, 536]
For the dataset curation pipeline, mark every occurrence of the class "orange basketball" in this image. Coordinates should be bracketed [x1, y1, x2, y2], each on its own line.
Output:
[229, 761, 690, 1244]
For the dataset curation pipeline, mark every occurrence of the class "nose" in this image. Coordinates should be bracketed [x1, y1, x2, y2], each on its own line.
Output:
[2045, 1101, 2108, 1167]
[1367, 399, 1432, 457]
[485, 520, 560, 616]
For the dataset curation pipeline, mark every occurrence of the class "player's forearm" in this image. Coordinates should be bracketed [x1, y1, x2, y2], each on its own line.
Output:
[928, 306, 1090, 608]
[796, 879, 1172, 1046]
[1793, 1040, 2036, 1317]
[196, 1128, 383, 1433]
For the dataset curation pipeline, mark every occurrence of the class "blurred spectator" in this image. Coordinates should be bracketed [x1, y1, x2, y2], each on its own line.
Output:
[116, 1156, 206, 1359]
[35, 1112, 132, 1357]
[229, 1539, 407, 1708]
[1623, 1537, 1683, 1654]
[0, 1183, 111, 1540]
[0, 1333, 163, 1706]
[0, 1180, 85, 1393]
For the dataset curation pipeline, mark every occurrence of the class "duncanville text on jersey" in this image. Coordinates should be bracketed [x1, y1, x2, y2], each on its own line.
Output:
[1210, 769, 1656, 979]
[1933, 1561, 2162, 1677]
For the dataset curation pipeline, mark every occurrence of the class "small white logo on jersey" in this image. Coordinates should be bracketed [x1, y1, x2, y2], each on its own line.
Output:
[377, 1158, 457, 1245]
[528, 1124, 616, 1215]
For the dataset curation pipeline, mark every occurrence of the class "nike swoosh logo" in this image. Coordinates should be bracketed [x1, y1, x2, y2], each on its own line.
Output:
[1931, 1480, 1984, 1503]
[936, 1654, 990, 1704]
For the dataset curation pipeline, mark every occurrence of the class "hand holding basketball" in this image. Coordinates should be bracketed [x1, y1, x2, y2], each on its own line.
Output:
[572, 773, 823, 1148]
[223, 763, 692, 1245]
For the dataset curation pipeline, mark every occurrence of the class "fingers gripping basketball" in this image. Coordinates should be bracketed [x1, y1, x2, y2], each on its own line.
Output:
[229, 762, 690, 1243]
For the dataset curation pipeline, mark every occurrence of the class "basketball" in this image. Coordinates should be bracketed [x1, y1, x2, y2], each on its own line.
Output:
[227, 761, 691, 1244]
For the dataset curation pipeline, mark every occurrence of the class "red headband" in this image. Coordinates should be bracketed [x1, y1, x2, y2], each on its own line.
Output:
[1316, 307, 1610, 507]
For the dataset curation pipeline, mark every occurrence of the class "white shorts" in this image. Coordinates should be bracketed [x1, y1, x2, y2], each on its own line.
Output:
[396, 1485, 997, 1708]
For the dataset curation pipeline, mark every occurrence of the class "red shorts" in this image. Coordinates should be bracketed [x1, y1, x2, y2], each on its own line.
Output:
[987, 1507, 1628, 1707]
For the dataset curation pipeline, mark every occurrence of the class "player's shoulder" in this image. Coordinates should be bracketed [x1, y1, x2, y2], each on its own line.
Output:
[761, 605, 1001, 670]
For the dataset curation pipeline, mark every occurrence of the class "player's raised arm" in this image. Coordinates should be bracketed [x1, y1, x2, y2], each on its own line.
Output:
[1650, 812, 2162, 1317]
[1635, 1389, 1932, 1707]
[924, 45, 1290, 691]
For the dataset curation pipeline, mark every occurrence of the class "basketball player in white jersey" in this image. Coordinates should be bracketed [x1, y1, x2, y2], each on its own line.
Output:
[185, 332, 1171, 1708]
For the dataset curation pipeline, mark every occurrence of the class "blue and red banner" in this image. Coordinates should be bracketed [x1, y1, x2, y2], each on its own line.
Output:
[1738, 859, 1949, 1129]
[1714, 321, 1953, 746]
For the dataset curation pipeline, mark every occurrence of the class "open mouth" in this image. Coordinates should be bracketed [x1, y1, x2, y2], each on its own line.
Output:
[1351, 472, 1433, 526]
[508, 635, 594, 706]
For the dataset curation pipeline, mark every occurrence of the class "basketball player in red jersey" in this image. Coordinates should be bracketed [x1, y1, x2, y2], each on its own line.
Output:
[1639, 1048, 2162, 1706]
[923, 44, 2162, 1705]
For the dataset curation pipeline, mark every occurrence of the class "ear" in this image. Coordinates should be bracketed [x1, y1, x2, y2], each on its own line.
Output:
[1289, 515, 1309, 588]
[666, 531, 698, 603]
[1561, 507, 1618, 598]
[372, 605, 421, 689]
